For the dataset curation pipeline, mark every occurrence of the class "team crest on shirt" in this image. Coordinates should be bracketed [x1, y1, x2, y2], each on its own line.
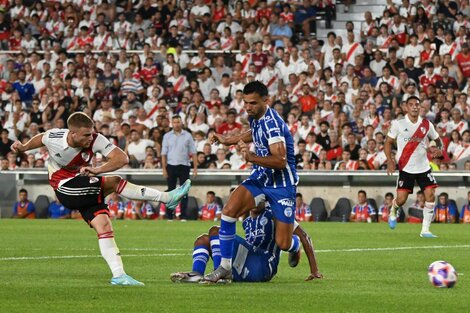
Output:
[81, 152, 91, 162]
[420, 127, 426, 134]
[89, 177, 99, 184]
[399, 181, 404, 187]
[260, 216, 268, 226]
[284, 207, 293, 217]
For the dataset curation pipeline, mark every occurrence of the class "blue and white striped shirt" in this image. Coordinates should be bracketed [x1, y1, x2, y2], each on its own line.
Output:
[249, 107, 298, 188]
[243, 209, 278, 257]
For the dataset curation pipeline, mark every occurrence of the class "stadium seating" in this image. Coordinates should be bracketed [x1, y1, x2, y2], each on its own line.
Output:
[329, 198, 352, 222]
[34, 195, 50, 219]
[367, 198, 379, 223]
[185, 196, 199, 221]
[310, 197, 328, 222]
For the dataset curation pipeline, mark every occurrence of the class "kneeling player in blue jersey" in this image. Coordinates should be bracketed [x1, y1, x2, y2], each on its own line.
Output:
[170, 205, 322, 283]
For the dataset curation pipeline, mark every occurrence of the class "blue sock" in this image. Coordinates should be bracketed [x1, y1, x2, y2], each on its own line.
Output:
[287, 235, 300, 253]
[210, 235, 221, 270]
[219, 214, 237, 270]
[192, 245, 209, 275]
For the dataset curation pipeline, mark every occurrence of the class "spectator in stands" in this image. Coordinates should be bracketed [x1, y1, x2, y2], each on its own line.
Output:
[0, 129, 13, 158]
[106, 192, 124, 220]
[434, 192, 458, 224]
[199, 191, 222, 221]
[12, 188, 35, 219]
[295, 193, 313, 222]
[127, 130, 154, 168]
[351, 190, 375, 223]
[460, 191, 470, 224]
[162, 115, 197, 220]
[133, 200, 157, 220]
[48, 198, 71, 219]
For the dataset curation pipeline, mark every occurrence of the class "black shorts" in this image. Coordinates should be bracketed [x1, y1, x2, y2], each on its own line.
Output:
[396, 169, 438, 194]
[54, 176, 109, 224]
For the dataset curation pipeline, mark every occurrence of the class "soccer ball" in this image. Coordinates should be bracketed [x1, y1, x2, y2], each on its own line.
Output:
[428, 261, 458, 288]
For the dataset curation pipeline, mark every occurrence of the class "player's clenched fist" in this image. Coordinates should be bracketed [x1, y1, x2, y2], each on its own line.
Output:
[209, 133, 225, 145]
[10, 141, 25, 153]
[80, 166, 100, 176]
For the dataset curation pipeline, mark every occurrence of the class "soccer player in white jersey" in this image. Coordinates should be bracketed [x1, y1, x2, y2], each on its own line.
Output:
[384, 96, 442, 238]
[10, 112, 191, 286]
[202, 81, 300, 283]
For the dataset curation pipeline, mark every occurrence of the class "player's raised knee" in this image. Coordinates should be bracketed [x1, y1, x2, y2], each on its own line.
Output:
[194, 234, 209, 247]
[208, 226, 220, 237]
[276, 237, 292, 251]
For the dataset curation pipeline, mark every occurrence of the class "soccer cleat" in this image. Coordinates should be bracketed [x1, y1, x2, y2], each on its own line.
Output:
[170, 271, 203, 283]
[388, 216, 397, 230]
[420, 232, 438, 238]
[200, 266, 232, 284]
[166, 179, 191, 210]
[288, 249, 301, 268]
[110, 274, 145, 286]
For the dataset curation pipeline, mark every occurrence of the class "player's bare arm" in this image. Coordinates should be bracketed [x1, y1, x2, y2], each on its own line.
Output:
[209, 129, 253, 146]
[10, 133, 45, 153]
[294, 225, 323, 281]
[80, 147, 129, 176]
[239, 141, 287, 170]
[384, 136, 396, 176]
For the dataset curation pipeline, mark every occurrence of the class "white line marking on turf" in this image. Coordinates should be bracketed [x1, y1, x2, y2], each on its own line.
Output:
[0, 245, 469, 262]
[315, 244, 470, 253]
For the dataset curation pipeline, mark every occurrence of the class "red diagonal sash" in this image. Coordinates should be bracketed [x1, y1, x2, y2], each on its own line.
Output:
[174, 76, 185, 92]
[266, 73, 277, 88]
[398, 119, 430, 170]
[346, 42, 359, 62]
[99, 34, 110, 50]
[146, 103, 159, 119]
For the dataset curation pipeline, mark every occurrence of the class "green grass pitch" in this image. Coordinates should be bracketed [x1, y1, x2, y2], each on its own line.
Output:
[0, 220, 469, 313]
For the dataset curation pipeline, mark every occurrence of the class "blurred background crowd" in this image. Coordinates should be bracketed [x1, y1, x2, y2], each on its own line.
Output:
[0, 0, 469, 173]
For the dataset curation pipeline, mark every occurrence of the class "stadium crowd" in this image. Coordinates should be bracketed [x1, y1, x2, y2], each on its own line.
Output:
[0, 0, 469, 173]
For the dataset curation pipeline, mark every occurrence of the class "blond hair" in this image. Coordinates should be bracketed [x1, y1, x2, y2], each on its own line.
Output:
[67, 112, 94, 129]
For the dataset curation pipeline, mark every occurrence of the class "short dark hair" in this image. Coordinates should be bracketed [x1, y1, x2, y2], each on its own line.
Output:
[358, 190, 367, 197]
[172, 115, 182, 121]
[243, 81, 268, 98]
[385, 192, 394, 198]
[406, 96, 420, 104]
[296, 193, 303, 198]
[207, 191, 215, 196]
[19, 188, 27, 194]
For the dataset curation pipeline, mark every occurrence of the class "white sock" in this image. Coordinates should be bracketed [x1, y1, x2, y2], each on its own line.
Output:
[98, 232, 126, 278]
[116, 180, 170, 202]
[221, 258, 232, 270]
[422, 202, 435, 234]
[390, 199, 399, 218]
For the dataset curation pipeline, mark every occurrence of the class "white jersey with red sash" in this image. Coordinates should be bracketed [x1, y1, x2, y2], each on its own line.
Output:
[388, 115, 439, 173]
[342, 42, 363, 64]
[236, 53, 251, 75]
[41, 129, 116, 190]
[306, 142, 323, 158]
[452, 143, 470, 161]
[440, 42, 459, 60]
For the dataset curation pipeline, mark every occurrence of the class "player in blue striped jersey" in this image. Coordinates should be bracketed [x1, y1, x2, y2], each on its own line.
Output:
[170, 205, 322, 283]
[203, 81, 301, 283]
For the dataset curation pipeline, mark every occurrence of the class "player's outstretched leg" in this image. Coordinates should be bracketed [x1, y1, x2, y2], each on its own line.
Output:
[91, 214, 144, 286]
[275, 220, 300, 266]
[171, 233, 211, 283]
[421, 188, 438, 238]
[388, 199, 400, 230]
[389, 191, 408, 230]
[201, 186, 254, 284]
[104, 176, 191, 210]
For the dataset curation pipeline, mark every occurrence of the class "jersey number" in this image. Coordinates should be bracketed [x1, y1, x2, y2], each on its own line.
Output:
[427, 173, 436, 184]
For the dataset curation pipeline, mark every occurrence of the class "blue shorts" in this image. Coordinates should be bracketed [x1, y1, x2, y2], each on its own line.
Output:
[232, 236, 279, 282]
[241, 178, 296, 224]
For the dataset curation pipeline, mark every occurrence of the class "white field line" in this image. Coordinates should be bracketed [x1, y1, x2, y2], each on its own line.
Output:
[0, 245, 469, 262]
